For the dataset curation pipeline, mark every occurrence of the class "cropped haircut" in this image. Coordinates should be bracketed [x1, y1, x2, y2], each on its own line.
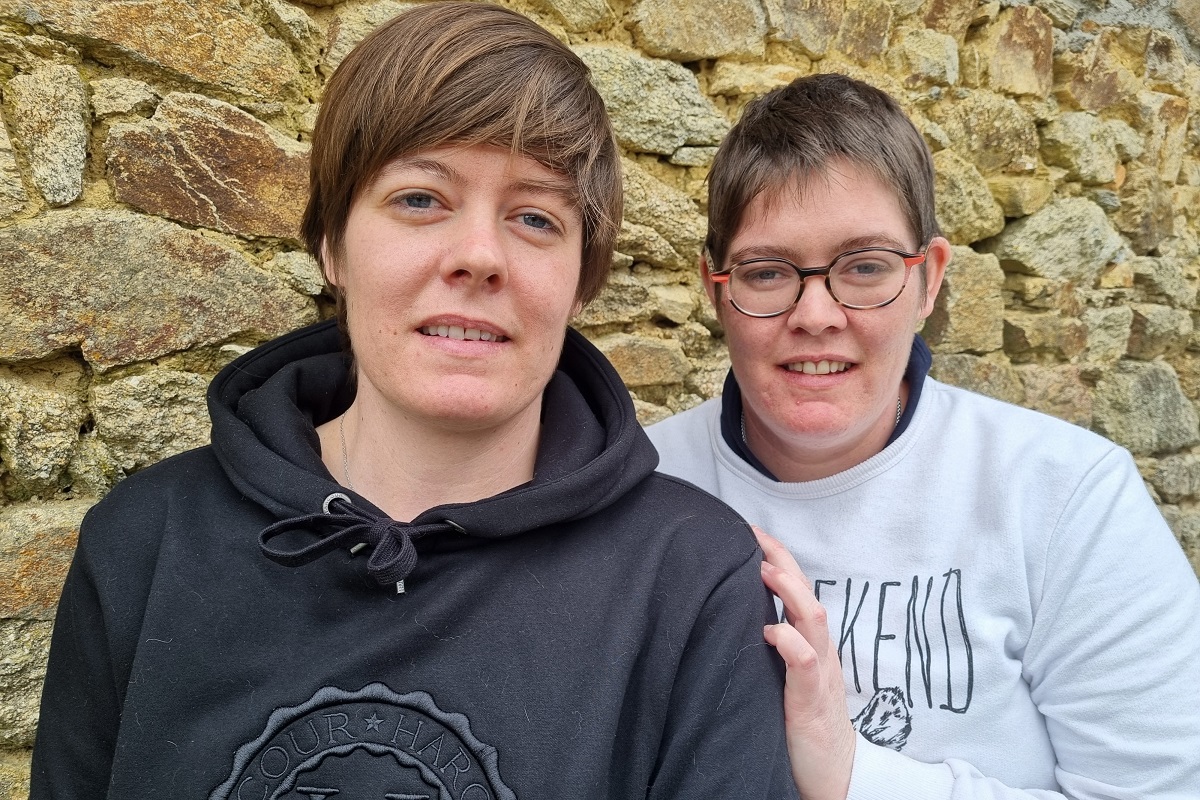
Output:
[706, 73, 940, 277]
[301, 2, 621, 327]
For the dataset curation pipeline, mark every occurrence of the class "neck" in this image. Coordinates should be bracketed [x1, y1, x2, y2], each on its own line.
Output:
[317, 392, 541, 522]
[746, 381, 909, 483]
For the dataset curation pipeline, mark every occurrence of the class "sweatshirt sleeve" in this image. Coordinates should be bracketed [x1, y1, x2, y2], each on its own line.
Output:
[648, 546, 799, 800]
[29, 533, 124, 799]
[30, 481, 164, 800]
[846, 447, 1200, 800]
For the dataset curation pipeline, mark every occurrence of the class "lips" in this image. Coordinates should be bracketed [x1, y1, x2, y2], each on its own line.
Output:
[785, 359, 851, 375]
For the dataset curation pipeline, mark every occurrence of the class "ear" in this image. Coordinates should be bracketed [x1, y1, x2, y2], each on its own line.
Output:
[319, 237, 340, 288]
[917, 236, 951, 320]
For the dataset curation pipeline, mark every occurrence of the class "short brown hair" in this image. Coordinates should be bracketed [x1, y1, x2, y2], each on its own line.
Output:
[302, 2, 621, 323]
[706, 73, 939, 272]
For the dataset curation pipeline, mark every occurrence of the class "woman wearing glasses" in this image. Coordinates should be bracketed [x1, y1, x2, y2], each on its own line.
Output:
[647, 74, 1200, 800]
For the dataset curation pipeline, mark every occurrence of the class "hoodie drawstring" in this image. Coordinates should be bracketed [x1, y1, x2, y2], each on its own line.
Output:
[259, 494, 460, 593]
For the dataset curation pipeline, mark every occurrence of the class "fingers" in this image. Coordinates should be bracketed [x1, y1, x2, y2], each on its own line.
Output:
[754, 527, 830, 649]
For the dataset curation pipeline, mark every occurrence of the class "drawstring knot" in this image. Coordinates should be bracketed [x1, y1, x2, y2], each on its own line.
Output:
[259, 494, 461, 593]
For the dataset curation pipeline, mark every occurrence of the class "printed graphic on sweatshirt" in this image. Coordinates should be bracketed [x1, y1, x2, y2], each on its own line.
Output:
[211, 684, 515, 800]
[814, 570, 973, 752]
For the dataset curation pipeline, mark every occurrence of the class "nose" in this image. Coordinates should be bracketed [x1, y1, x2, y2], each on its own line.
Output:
[784, 274, 846, 335]
[441, 216, 508, 290]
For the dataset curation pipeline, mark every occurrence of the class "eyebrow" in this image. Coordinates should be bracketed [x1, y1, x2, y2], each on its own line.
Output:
[728, 234, 916, 265]
[372, 157, 579, 206]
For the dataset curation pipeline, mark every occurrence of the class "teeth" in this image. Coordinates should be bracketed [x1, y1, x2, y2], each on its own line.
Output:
[787, 360, 850, 374]
[420, 325, 506, 342]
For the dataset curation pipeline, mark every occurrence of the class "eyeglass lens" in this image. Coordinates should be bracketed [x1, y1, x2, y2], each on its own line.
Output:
[728, 249, 910, 314]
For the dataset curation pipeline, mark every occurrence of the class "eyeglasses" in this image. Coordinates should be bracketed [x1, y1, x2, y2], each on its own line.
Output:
[708, 246, 928, 318]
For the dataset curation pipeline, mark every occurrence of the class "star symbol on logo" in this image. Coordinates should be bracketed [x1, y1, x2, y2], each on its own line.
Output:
[364, 712, 384, 732]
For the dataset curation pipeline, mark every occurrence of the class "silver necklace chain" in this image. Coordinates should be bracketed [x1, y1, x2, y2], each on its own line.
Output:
[339, 412, 355, 491]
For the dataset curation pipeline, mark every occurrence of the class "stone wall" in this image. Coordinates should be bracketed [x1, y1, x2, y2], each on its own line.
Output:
[0, 0, 1198, 791]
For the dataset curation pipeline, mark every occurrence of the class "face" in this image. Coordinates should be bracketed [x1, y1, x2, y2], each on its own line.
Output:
[327, 143, 583, 435]
[707, 162, 949, 480]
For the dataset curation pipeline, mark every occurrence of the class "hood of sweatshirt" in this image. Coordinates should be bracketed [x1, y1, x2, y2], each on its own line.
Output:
[207, 319, 660, 592]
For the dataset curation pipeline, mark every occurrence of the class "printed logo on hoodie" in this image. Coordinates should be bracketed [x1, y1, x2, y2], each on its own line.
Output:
[210, 684, 514, 800]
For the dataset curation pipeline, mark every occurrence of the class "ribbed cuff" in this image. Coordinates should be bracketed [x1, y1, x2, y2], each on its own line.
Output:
[846, 734, 954, 800]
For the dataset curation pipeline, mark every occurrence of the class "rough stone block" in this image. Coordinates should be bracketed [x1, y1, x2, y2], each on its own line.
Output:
[1174, 0, 1200, 50]
[0, 749, 32, 800]
[986, 175, 1053, 217]
[574, 45, 729, 154]
[633, 398, 673, 427]
[0, 619, 53, 749]
[1150, 453, 1200, 503]
[260, 0, 322, 63]
[1039, 112, 1119, 185]
[1093, 360, 1200, 455]
[1130, 255, 1196, 307]
[982, 198, 1123, 285]
[0, 210, 317, 369]
[763, 0, 843, 58]
[593, 333, 691, 387]
[924, 247, 1004, 354]
[927, 90, 1040, 175]
[649, 284, 696, 324]
[933, 149, 1005, 244]
[267, 251, 326, 297]
[1053, 30, 1139, 113]
[1105, 119, 1143, 163]
[0, 117, 27, 221]
[323, 1, 419, 73]
[632, 0, 766, 60]
[835, 0, 892, 62]
[980, 5, 1054, 98]
[921, 0, 978, 40]
[1114, 166, 1173, 256]
[572, 270, 654, 328]
[0, 500, 87, 620]
[707, 62, 806, 97]
[891, 28, 959, 88]
[616, 221, 687, 271]
[7, 64, 87, 207]
[621, 159, 706, 265]
[1127, 304, 1192, 360]
[1136, 91, 1190, 185]
[1003, 310, 1087, 361]
[1082, 305, 1133, 365]
[1017, 364, 1092, 427]
[90, 369, 210, 473]
[928, 353, 1025, 405]
[0, 360, 87, 499]
[107, 93, 309, 241]
[1143, 29, 1187, 93]
[90, 77, 158, 118]
[535, 0, 613, 32]
[11, 0, 301, 99]
[1159, 505, 1200, 575]
[0, 30, 78, 71]
[1036, 0, 1079, 29]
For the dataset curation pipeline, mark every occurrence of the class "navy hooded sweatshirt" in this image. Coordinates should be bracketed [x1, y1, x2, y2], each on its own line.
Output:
[31, 320, 794, 799]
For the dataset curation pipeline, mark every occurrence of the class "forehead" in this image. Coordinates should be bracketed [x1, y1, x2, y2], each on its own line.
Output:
[735, 161, 916, 253]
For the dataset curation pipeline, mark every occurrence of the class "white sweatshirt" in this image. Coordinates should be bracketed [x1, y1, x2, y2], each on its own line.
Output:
[646, 378, 1200, 800]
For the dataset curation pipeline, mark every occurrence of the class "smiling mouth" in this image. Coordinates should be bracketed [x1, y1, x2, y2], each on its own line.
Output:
[419, 325, 508, 343]
[786, 360, 851, 375]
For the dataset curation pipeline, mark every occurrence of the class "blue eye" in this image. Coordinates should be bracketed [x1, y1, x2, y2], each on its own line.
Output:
[521, 213, 554, 230]
[403, 194, 434, 209]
